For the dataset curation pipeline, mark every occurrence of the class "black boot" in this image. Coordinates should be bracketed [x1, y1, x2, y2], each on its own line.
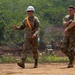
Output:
[17, 58, 25, 68]
[67, 56, 74, 68]
[34, 59, 38, 68]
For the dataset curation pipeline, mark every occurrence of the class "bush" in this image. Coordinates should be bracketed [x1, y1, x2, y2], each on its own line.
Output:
[0, 54, 17, 63]
[0, 20, 6, 45]
[39, 55, 69, 63]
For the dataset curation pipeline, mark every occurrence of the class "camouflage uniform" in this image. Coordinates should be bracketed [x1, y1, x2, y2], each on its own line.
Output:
[18, 16, 40, 65]
[61, 14, 75, 66]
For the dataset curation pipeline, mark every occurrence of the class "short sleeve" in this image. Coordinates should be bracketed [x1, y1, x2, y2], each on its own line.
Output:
[73, 14, 75, 22]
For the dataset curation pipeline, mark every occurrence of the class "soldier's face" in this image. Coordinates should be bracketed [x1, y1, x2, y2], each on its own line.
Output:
[68, 8, 75, 16]
[27, 11, 33, 16]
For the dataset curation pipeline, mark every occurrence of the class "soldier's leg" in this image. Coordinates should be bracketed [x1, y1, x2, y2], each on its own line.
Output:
[17, 38, 30, 68]
[67, 36, 75, 68]
[61, 36, 69, 56]
[68, 55, 74, 68]
[60, 36, 74, 68]
[31, 38, 39, 68]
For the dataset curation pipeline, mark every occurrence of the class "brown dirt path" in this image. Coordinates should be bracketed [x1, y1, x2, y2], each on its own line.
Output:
[0, 63, 75, 75]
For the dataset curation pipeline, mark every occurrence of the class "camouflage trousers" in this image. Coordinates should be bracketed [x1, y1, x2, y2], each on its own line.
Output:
[21, 37, 39, 60]
[61, 35, 75, 57]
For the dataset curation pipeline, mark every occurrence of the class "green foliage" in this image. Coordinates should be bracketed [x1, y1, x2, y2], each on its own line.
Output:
[39, 55, 69, 63]
[26, 57, 34, 63]
[0, 54, 17, 63]
[0, 20, 6, 45]
[0, 54, 69, 63]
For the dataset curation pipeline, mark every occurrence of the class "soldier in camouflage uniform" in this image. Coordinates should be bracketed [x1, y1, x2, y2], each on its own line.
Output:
[13, 6, 40, 68]
[61, 6, 75, 68]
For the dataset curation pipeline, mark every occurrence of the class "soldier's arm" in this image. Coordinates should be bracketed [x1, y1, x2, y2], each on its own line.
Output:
[65, 22, 75, 30]
[63, 20, 72, 27]
[33, 17, 40, 37]
[14, 19, 26, 30]
[62, 15, 73, 27]
[66, 14, 75, 30]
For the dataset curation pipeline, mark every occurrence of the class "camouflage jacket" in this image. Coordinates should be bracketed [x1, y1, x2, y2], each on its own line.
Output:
[18, 16, 40, 38]
[63, 14, 75, 36]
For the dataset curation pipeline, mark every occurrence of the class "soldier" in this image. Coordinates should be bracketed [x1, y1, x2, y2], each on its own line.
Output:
[13, 6, 40, 68]
[61, 6, 75, 68]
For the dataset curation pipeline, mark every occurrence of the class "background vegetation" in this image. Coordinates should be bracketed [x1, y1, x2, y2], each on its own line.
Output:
[0, 54, 69, 63]
[0, 0, 75, 45]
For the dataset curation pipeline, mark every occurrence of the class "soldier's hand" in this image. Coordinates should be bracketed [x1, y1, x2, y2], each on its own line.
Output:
[68, 19, 73, 24]
[13, 25, 17, 30]
[32, 34, 37, 39]
[64, 28, 68, 34]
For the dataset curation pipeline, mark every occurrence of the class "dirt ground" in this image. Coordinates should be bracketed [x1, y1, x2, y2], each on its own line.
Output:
[0, 63, 75, 75]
